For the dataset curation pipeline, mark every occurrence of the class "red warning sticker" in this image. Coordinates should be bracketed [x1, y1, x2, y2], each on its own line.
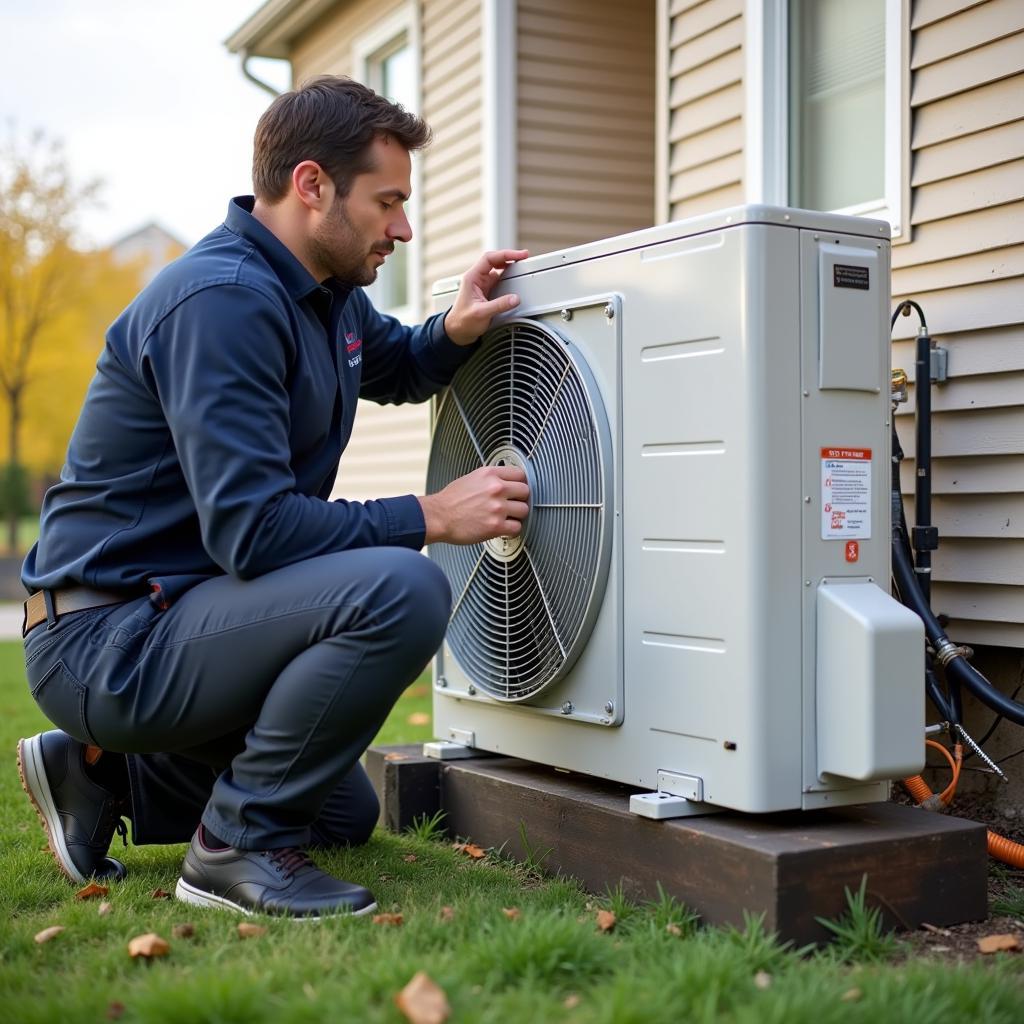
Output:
[821, 447, 871, 541]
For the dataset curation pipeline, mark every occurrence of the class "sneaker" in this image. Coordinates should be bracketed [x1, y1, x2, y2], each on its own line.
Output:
[17, 731, 129, 884]
[175, 827, 377, 919]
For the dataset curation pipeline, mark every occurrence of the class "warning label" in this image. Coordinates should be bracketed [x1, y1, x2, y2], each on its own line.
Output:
[821, 447, 872, 540]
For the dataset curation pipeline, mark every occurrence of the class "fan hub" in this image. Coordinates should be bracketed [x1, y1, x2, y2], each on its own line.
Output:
[484, 446, 535, 562]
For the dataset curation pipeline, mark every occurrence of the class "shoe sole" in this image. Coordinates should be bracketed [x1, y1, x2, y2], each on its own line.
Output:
[174, 877, 378, 921]
[17, 734, 85, 884]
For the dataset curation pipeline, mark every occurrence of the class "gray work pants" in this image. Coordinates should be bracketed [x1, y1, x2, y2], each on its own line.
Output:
[23, 548, 450, 850]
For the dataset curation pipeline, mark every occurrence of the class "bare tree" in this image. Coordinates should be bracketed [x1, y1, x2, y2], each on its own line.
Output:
[0, 128, 98, 551]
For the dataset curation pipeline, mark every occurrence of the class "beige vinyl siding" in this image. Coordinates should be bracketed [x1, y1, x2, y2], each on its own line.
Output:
[516, 0, 656, 254]
[891, 0, 1024, 647]
[290, 0, 407, 81]
[666, 0, 744, 220]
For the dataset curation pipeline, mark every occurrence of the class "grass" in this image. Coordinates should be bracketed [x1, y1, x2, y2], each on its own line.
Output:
[1, 643, 1023, 1022]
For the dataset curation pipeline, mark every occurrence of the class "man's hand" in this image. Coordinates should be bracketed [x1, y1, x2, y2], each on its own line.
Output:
[443, 249, 530, 346]
[419, 465, 530, 545]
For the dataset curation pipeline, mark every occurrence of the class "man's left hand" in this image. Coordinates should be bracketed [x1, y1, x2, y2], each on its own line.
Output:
[444, 249, 530, 346]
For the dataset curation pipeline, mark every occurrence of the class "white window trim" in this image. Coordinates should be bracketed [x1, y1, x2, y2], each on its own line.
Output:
[352, 2, 423, 322]
[745, 0, 910, 242]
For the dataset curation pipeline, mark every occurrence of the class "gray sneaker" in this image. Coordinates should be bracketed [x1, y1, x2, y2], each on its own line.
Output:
[17, 731, 129, 884]
[175, 827, 377, 919]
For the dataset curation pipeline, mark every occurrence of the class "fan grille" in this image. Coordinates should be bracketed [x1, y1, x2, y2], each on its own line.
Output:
[427, 319, 612, 701]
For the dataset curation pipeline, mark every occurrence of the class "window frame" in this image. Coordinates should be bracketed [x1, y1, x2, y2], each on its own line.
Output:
[745, 0, 910, 243]
[352, 3, 423, 320]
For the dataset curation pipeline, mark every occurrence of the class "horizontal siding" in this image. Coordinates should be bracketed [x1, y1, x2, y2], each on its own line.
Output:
[516, 0, 656, 256]
[290, 0, 406, 81]
[666, 0, 743, 221]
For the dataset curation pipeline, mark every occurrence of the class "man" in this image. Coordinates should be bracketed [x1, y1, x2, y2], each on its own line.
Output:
[16, 76, 529, 919]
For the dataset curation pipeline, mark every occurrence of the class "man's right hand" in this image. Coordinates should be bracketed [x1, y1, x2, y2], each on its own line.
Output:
[419, 466, 530, 545]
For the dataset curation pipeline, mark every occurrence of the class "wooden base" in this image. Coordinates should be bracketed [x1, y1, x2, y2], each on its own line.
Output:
[365, 745, 988, 945]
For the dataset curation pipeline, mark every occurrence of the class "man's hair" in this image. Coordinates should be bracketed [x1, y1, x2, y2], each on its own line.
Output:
[252, 75, 431, 203]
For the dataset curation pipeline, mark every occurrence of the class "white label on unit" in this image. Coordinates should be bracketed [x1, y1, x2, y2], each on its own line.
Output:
[821, 447, 872, 541]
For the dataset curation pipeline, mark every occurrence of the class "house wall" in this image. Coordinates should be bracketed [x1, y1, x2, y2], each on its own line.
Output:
[665, 0, 1024, 652]
[666, 0, 745, 220]
[291, 0, 484, 504]
[516, 0, 657, 254]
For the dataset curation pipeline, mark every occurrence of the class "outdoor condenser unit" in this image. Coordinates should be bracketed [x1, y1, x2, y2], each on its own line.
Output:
[426, 205, 925, 817]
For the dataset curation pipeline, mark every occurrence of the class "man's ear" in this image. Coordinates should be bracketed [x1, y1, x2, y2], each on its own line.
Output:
[292, 161, 333, 212]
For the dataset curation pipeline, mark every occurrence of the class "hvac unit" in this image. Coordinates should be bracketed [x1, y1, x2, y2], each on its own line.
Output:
[426, 205, 925, 816]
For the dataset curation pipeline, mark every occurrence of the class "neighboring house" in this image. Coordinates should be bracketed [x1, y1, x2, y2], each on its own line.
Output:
[110, 222, 185, 284]
[227, 1, 1023, 668]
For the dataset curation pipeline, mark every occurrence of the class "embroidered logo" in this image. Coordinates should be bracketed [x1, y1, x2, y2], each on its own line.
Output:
[344, 331, 362, 368]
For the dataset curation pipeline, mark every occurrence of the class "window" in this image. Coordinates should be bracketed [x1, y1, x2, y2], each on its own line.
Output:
[746, 0, 908, 238]
[354, 7, 421, 318]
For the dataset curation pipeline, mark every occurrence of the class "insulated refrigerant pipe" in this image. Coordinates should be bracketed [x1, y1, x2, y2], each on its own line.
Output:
[914, 327, 934, 602]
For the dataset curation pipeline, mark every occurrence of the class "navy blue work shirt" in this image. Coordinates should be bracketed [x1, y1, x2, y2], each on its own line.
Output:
[23, 196, 474, 594]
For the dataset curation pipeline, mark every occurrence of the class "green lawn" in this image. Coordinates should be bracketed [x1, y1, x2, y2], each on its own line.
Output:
[1, 642, 1023, 1022]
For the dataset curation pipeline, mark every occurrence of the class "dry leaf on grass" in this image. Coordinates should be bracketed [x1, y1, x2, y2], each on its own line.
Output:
[395, 970, 450, 1024]
[150, 888, 173, 901]
[34, 925, 65, 945]
[977, 933, 1021, 954]
[406, 712, 430, 726]
[75, 881, 109, 901]
[841, 987, 862, 1002]
[596, 910, 616, 933]
[403, 854, 418, 863]
[439, 906, 455, 922]
[373, 912, 405, 926]
[753, 970, 772, 990]
[502, 907, 521, 921]
[106, 1002, 126, 1020]
[171, 923, 195, 939]
[127, 933, 170, 959]
[665, 923, 682, 937]
[452, 841, 486, 860]
[237, 922, 268, 939]
[98, 901, 113, 917]
[563, 994, 581, 1010]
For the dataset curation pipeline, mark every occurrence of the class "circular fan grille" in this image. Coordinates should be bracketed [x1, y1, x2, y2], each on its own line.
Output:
[427, 318, 612, 701]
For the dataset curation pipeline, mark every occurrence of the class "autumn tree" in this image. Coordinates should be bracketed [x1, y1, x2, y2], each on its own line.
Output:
[0, 129, 100, 550]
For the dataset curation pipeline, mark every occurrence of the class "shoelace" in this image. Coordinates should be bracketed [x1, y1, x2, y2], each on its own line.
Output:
[265, 847, 315, 880]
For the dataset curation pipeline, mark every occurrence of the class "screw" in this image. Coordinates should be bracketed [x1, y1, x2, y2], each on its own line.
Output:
[561, 701, 574, 715]
[560, 308, 572, 322]
[468, 684, 476, 696]
[804, 496, 811, 503]
[603, 303, 615, 319]
[604, 701, 614, 715]
[438, 676, 448, 688]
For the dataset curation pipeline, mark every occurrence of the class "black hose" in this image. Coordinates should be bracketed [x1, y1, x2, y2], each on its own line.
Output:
[914, 329, 934, 601]
[891, 299, 928, 331]
[891, 534, 1024, 726]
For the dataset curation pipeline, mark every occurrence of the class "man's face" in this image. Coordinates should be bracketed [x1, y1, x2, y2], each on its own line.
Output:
[309, 135, 413, 285]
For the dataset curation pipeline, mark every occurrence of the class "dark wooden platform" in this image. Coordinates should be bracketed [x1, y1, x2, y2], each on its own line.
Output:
[366, 744, 988, 945]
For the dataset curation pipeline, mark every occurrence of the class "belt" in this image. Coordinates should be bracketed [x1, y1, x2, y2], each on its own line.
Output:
[23, 587, 132, 637]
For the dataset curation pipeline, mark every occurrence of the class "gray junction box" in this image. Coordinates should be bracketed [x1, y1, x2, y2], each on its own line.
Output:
[426, 205, 925, 815]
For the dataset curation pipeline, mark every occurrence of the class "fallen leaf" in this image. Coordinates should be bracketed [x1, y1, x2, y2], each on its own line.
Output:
[75, 881, 109, 901]
[406, 712, 430, 726]
[373, 912, 404, 926]
[665, 923, 682, 937]
[237, 922, 267, 939]
[596, 910, 616, 933]
[452, 841, 486, 860]
[563, 993, 581, 1009]
[106, 1002, 126, 1020]
[977, 933, 1021, 954]
[439, 906, 455, 922]
[502, 907, 521, 921]
[841, 987, 862, 1003]
[403, 854, 418, 863]
[34, 925, 65, 944]
[171, 923, 195, 939]
[753, 970, 772, 990]
[98, 901, 113, 917]
[127, 932, 170, 959]
[395, 971, 450, 1024]
[150, 888, 173, 901]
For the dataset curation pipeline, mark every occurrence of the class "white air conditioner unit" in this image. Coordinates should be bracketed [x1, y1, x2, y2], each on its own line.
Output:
[426, 205, 925, 816]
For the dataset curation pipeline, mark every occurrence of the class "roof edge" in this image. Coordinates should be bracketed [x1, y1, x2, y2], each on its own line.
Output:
[225, 0, 338, 59]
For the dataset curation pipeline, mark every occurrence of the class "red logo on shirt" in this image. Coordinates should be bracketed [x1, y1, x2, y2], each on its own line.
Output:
[344, 332, 362, 367]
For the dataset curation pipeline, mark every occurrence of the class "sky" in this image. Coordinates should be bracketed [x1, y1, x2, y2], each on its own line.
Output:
[0, 0, 292, 248]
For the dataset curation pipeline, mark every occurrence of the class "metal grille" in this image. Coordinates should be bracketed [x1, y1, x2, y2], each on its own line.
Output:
[427, 319, 612, 701]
